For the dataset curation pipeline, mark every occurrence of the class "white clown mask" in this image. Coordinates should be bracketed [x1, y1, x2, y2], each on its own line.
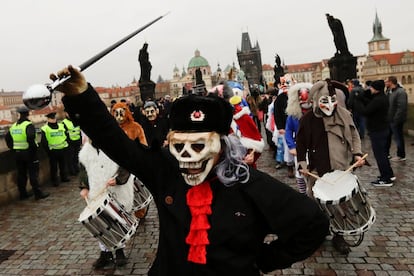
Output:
[318, 95, 337, 116]
[299, 87, 312, 111]
[169, 131, 221, 186]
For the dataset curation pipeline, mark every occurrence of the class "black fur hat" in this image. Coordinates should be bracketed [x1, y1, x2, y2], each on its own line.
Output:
[169, 94, 233, 135]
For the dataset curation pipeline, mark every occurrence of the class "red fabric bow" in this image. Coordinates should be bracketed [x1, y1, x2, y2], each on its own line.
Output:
[185, 181, 213, 264]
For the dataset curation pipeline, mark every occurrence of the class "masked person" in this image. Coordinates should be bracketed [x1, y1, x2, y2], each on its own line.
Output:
[110, 101, 150, 218]
[139, 101, 169, 147]
[53, 65, 329, 276]
[285, 83, 313, 193]
[296, 79, 365, 255]
[78, 137, 133, 269]
[229, 95, 265, 168]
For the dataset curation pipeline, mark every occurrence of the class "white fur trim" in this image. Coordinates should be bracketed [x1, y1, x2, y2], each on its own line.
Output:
[230, 120, 238, 135]
[239, 137, 265, 153]
[233, 106, 251, 120]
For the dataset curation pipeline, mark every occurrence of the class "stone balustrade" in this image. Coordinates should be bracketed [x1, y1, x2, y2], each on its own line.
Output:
[0, 149, 50, 205]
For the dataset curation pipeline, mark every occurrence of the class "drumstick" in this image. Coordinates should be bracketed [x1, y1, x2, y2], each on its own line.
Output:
[334, 153, 369, 183]
[345, 153, 368, 172]
[84, 172, 118, 208]
[307, 171, 320, 180]
[84, 197, 90, 206]
[307, 171, 336, 185]
[94, 173, 118, 200]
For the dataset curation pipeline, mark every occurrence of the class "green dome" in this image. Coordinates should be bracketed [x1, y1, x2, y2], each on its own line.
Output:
[188, 49, 209, 68]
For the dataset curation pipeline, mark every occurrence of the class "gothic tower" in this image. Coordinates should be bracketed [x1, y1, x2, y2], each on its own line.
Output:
[237, 32, 263, 88]
[368, 12, 390, 55]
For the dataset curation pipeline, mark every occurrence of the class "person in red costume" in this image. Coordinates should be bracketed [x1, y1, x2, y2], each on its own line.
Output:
[53, 65, 329, 276]
[229, 95, 265, 168]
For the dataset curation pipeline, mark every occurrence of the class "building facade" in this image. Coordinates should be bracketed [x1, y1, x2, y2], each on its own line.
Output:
[169, 49, 213, 97]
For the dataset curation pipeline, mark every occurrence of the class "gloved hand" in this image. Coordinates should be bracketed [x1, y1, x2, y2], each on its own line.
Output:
[50, 65, 88, 96]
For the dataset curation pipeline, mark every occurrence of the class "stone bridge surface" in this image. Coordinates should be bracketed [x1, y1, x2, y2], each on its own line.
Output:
[0, 137, 413, 275]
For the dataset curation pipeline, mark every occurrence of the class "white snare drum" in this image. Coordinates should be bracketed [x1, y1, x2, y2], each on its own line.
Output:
[313, 170, 376, 236]
[132, 178, 153, 212]
[79, 192, 139, 251]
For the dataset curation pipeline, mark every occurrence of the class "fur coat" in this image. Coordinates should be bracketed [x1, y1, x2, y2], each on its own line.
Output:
[79, 141, 134, 211]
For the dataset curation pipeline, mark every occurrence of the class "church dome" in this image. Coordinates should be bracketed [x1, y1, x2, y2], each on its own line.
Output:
[188, 49, 209, 69]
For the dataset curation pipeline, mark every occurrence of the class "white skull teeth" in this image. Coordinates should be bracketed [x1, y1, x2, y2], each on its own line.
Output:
[179, 161, 202, 169]
[184, 173, 202, 181]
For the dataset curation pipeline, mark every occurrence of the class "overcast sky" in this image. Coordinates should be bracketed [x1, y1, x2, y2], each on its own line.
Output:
[1, 0, 413, 92]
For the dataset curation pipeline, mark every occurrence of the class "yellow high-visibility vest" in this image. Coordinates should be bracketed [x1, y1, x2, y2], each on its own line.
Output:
[62, 118, 81, 141]
[9, 121, 32, 149]
[41, 123, 68, 150]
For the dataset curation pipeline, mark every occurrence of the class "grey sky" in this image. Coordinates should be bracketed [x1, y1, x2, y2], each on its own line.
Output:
[1, 0, 413, 92]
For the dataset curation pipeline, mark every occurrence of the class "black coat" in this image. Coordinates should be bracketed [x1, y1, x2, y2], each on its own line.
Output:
[273, 92, 288, 130]
[139, 117, 170, 148]
[353, 91, 389, 132]
[63, 85, 329, 276]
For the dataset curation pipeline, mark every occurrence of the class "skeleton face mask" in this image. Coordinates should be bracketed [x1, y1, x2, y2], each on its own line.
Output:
[169, 131, 221, 186]
[318, 95, 337, 116]
[144, 106, 158, 121]
[113, 107, 126, 124]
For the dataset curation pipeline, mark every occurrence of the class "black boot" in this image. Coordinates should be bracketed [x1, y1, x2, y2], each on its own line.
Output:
[20, 191, 34, 200]
[34, 190, 50, 200]
[332, 234, 351, 255]
[115, 248, 127, 267]
[93, 251, 113, 269]
[287, 165, 295, 178]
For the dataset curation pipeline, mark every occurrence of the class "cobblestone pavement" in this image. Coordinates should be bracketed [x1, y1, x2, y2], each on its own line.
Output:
[0, 136, 413, 275]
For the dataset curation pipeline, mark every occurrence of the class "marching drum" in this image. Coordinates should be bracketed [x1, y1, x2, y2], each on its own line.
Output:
[132, 178, 153, 218]
[312, 170, 376, 236]
[79, 192, 139, 251]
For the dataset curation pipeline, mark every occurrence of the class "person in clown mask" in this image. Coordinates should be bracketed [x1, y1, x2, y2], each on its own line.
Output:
[285, 83, 313, 193]
[53, 65, 329, 276]
[296, 79, 366, 255]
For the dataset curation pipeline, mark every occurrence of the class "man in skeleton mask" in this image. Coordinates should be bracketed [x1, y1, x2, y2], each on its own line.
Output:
[296, 79, 366, 255]
[54, 65, 329, 276]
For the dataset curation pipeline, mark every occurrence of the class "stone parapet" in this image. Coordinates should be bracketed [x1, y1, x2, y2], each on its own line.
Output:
[0, 149, 50, 206]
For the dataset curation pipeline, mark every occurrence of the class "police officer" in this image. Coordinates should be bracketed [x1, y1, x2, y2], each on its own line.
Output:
[5, 106, 50, 200]
[40, 111, 70, 186]
[57, 106, 81, 175]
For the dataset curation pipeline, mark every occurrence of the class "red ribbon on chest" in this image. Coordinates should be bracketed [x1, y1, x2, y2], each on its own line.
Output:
[185, 180, 213, 264]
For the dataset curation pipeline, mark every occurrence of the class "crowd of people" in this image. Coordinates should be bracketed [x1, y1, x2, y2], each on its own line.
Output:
[4, 64, 409, 274]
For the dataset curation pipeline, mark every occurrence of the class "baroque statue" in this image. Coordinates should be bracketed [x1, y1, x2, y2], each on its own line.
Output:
[139, 42, 152, 83]
[326, 14, 351, 56]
